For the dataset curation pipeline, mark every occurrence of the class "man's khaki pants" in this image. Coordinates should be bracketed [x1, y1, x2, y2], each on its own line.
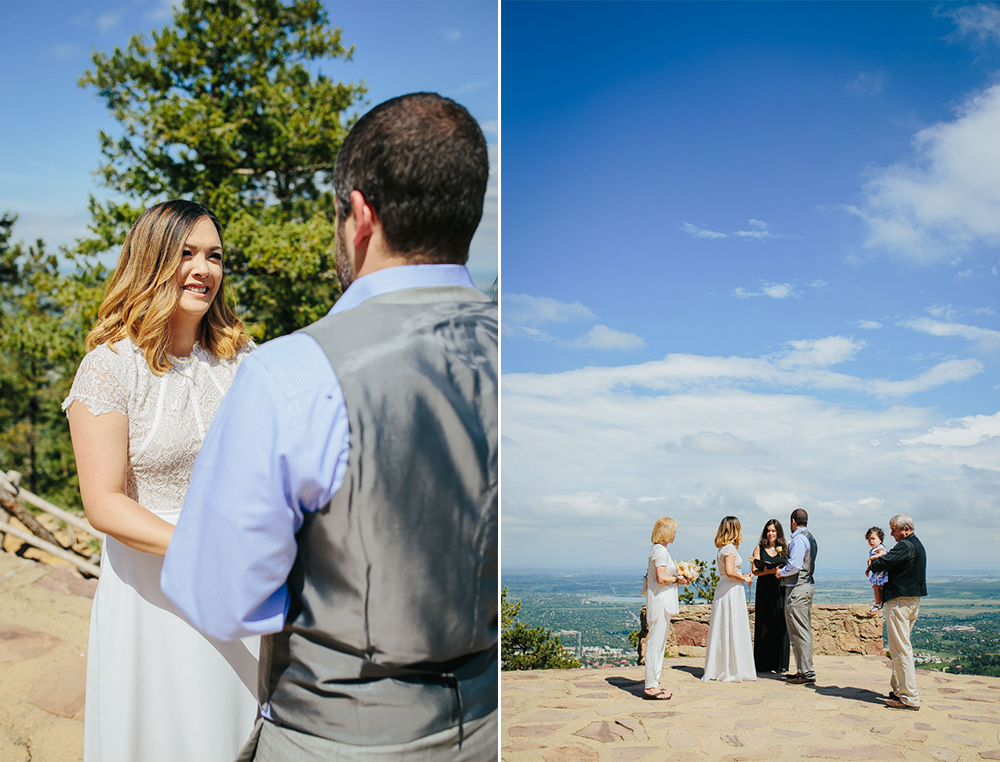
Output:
[885, 596, 920, 707]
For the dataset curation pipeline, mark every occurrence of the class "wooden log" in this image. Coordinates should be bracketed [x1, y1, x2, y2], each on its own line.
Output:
[0, 515, 101, 577]
[14, 486, 104, 541]
[0, 493, 60, 548]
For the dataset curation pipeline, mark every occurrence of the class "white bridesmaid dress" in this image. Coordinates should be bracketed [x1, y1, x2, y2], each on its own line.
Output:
[702, 544, 757, 682]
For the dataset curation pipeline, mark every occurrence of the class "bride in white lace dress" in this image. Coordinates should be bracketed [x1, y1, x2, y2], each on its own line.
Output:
[702, 516, 757, 682]
[63, 201, 258, 762]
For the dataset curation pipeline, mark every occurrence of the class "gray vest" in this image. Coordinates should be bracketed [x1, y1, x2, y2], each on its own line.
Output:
[779, 528, 817, 587]
[259, 285, 498, 746]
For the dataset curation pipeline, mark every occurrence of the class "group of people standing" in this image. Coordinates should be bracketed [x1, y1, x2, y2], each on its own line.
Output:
[644, 510, 927, 712]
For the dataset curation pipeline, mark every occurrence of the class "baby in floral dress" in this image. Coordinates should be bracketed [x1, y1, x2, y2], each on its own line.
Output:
[865, 526, 889, 613]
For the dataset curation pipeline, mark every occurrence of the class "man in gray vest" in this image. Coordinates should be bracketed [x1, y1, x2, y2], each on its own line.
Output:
[775, 508, 817, 685]
[162, 93, 497, 760]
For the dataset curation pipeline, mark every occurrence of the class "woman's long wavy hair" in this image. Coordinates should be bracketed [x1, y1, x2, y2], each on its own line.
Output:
[86, 200, 250, 374]
[714, 515, 743, 549]
[758, 519, 788, 555]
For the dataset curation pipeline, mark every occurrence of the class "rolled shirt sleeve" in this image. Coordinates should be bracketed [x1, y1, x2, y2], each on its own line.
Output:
[776, 532, 806, 579]
[161, 334, 349, 641]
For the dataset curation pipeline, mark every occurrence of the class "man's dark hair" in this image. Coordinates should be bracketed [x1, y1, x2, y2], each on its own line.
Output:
[333, 92, 489, 264]
[790, 508, 808, 527]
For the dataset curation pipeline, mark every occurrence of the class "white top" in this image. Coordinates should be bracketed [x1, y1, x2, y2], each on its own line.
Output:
[63, 338, 254, 520]
[646, 543, 680, 619]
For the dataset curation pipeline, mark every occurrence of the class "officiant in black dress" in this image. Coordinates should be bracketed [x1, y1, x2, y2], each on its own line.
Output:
[750, 519, 791, 673]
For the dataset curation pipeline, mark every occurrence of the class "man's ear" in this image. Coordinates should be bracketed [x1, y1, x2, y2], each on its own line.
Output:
[350, 190, 376, 251]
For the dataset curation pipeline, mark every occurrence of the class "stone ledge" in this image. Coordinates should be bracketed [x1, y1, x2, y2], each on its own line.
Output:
[638, 603, 884, 662]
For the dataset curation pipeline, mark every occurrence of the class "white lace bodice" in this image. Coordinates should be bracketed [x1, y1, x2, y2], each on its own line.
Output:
[63, 338, 254, 520]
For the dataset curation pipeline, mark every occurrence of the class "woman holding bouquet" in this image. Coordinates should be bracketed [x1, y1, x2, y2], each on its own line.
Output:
[702, 516, 757, 682]
[644, 516, 692, 699]
[64, 201, 258, 761]
[751, 519, 790, 673]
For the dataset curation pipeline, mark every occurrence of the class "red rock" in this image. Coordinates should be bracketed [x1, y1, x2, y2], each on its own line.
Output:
[978, 752, 1000, 761]
[508, 724, 562, 737]
[525, 710, 581, 722]
[574, 721, 617, 743]
[27, 652, 86, 720]
[33, 566, 98, 598]
[0, 622, 63, 662]
[925, 750, 959, 762]
[946, 733, 982, 746]
[898, 731, 927, 742]
[914, 723, 934, 731]
[674, 620, 709, 647]
[950, 715, 1000, 724]
[543, 745, 600, 762]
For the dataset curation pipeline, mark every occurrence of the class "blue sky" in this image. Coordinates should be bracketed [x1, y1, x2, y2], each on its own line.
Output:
[502, 2, 1000, 572]
[0, 0, 497, 286]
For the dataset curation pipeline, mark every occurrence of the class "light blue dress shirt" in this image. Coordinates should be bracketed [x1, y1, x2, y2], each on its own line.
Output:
[776, 527, 808, 580]
[161, 264, 478, 641]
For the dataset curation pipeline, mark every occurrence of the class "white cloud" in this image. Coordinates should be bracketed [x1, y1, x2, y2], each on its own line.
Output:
[777, 336, 864, 368]
[854, 81, 1000, 262]
[734, 219, 781, 241]
[901, 411, 1000, 447]
[680, 221, 728, 239]
[733, 281, 797, 299]
[149, 0, 180, 21]
[502, 356, 1000, 570]
[444, 28, 463, 42]
[502, 341, 981, 401]
[944, 3, 1000, 46]
[808, 279, 830, 288]
[955, 269, 975, 281]
[48, 43, 80, 59]
[570, 324, 645, 351]
[857, 320, 882, 330]
[466, 145, 497, 287]
[97, 11, 124, 32]
[900, 316, 1000, 353]
[503, 294, 595, 326]
[480, 119, 498, 136]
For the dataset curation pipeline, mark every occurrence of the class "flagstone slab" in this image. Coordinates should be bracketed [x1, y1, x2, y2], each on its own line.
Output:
[508, 724, 562, 737]
[26, 652, 86, 720]
[542, 745, 600, 762]
[611, 747, 655, 761]
[523, 709, 581, 722]
[946, 733, 982, 746]
[667, 728, 699, 749]
[32, 567, 97, 599]
[0, 622, 63, 662]
[925, 749, 960, 762]
[805, 745, 904, 759]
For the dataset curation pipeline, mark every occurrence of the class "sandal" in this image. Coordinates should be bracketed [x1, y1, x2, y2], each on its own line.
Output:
[885, 699, 918, 710]
[643, 687, 672, 700]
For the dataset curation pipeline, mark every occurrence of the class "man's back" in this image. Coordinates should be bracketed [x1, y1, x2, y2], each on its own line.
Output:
[261, 285, 498, 744]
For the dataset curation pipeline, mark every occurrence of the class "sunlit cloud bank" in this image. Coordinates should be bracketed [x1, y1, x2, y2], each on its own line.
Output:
[851, 81, 1000, 263]
[502, 344, 1000, 571]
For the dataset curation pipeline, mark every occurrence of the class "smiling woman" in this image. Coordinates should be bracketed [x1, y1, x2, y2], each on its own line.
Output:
[61, 199, 258, 762]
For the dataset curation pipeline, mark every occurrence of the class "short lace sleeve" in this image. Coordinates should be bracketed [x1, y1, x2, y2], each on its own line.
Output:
[62, 345, 128, 417]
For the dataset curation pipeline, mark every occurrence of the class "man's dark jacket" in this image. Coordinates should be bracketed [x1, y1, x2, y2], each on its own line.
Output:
[869, 533, 927, 602]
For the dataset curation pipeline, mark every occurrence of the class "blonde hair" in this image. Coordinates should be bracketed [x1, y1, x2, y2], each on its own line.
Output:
[86, 200, 250, 374]
[651, 516, 678, 545]
[715, 516, 743, 548]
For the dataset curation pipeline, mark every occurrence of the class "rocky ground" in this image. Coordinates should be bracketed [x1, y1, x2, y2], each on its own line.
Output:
[502, 655, 1000, 762]
[0, 551, 92, 762]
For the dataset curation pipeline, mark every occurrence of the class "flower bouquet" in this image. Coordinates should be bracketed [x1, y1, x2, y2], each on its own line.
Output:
[676, 560, 700, 582]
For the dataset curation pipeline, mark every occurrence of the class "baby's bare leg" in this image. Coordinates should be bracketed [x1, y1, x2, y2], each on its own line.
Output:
[874, 585, 883, 607]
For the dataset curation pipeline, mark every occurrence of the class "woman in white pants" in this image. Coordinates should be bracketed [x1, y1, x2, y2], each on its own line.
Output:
[644, 517, 692, 699]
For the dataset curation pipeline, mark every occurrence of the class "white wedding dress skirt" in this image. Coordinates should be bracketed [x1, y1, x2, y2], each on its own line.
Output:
[66, 339, 260, 762]
[84, 532, 260, 762]
[702, 545, 757, 682]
